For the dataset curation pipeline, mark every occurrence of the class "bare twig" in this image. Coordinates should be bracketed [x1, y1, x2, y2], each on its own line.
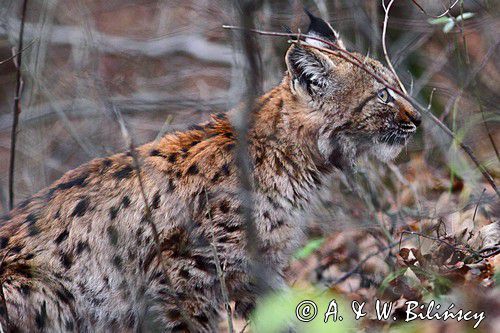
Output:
[240, 321, 250, 333]
[381, 0, 407, 94]
[209, 233, 234, 332]
[205, 191, 234, 333]
[477, 94, 500, 162]
[222, 26, 500, 198]
[155, 115, 174, 141]
[479, 247, 500, 259]
[387, 162, 422, 213]
[221, 26, 412, 100]
[427, 88, 436, 110]
[327, 240, 402, 287]
[400, 230, 457, 251]
[413, 44, 456, 96]
[400, 230, 482, 258]
[472, 188, 486, 222]
[8, 0, 29, 210]
[410, 0, 460, 18]
[440, 38, 500, 121]
[111, 106, 197, 332]
[232, 0, 270, 293]
[0, 39, 36, 66]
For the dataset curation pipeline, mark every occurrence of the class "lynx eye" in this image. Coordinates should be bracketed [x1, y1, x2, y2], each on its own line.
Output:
[377, 88, 394, 104]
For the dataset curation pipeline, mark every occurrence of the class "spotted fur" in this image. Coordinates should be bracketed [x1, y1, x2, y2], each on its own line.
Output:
[0, 12, 420, 332]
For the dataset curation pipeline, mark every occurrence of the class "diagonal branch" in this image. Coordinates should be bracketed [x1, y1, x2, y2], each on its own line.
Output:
[222, 25, 500, 199]
[0, 38, 36, 66]
[410, 0, 460, 19]
[112, 106, 197, 332]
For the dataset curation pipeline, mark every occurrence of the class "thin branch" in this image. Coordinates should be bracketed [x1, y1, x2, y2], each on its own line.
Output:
[392, 89, 499, 200]
[477, 94, 499, 162]
[400, 230, 484, 261]
[111, 106, 197, 332]
[472, 188, 486, 222]
[8, 0, 29, 210]
[479, 247, 500, 259]
[442, 37, 500, 122]
[240, 321, 250, 333]
[413, 44, 456, 96]
[327, 240, 402, 287]
[0, 38, 36, 66]
[205, 191, 234, 333]
[387, 162, 422, 213]
[232, 0, 270, 293]
[410, 0, 460, 19]
[381, 0, 407, 94]
[427, 88, 436, 110]
[400, 230, 460, 252]
[222, 26, 500, 198]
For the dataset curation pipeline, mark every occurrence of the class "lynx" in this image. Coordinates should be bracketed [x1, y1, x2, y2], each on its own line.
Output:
[0, 11, 420, 332]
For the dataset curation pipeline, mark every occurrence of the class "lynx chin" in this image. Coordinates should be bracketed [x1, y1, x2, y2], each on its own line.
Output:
[0, 10, 420, 332]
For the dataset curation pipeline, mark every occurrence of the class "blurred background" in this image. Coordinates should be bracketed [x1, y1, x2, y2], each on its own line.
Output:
[0, 0, 498, 332]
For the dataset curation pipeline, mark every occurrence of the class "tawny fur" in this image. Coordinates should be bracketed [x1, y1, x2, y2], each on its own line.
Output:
[0, 15, 420, 333]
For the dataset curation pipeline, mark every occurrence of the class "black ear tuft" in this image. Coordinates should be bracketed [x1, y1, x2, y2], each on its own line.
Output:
[303, 8, 345, 49]
[304, 8, 337, 41]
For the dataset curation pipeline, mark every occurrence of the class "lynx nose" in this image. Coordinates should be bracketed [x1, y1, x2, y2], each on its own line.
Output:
[408, 109, 421, 127]
[396, 99, 421, 128]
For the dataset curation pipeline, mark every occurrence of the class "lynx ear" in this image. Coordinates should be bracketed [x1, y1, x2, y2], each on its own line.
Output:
[304, 8, 345, 50]
[285, 44, 334, 96]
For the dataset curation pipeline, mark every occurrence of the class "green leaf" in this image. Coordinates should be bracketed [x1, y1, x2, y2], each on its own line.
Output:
[293, 238, 325, 260]
[443, 20, 455, 33]
[428, 17, 451, 25]
[456, 12, 475, 22]
[251, 288, 356, 333]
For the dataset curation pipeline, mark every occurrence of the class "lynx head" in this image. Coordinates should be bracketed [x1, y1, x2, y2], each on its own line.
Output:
[285, 10, 421, 169]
